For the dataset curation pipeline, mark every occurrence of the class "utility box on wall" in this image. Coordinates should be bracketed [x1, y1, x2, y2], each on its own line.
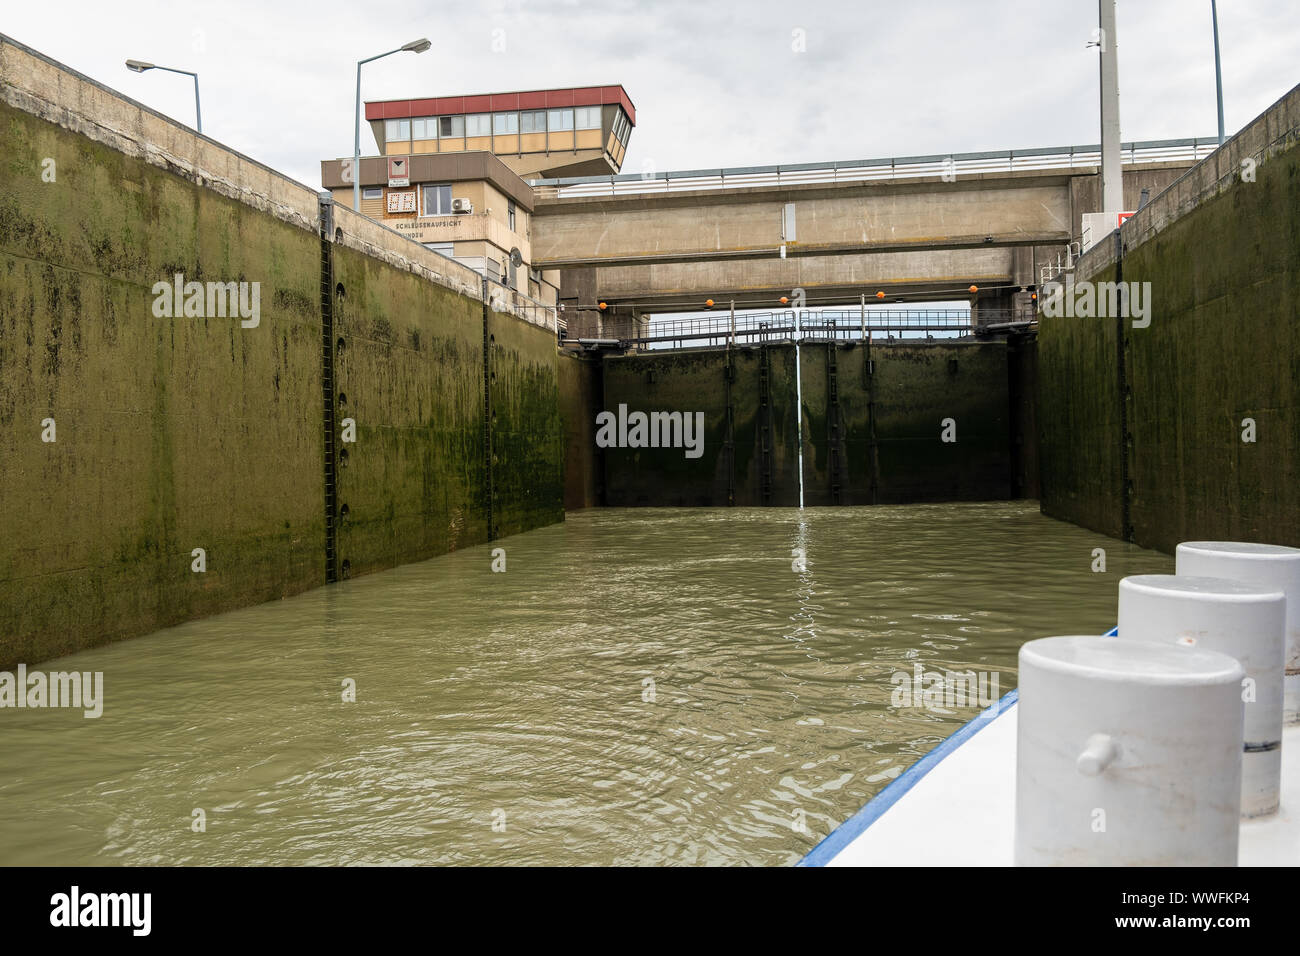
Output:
[1081, 210, 1135, 252]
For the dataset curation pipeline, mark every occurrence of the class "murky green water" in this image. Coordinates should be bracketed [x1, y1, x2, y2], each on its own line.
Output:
[0, 503, 1171, 866]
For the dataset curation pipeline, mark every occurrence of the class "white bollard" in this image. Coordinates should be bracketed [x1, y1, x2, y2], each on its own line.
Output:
[1176, 542, 1300, 725]
[1016, 636, 1244, 866]
[1118, 574, 1285, 817]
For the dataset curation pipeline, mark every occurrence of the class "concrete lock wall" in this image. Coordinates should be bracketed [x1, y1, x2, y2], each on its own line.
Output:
[0, 96, 325, 667]
[486, 310, 565, 538]
[598, 341, 1013, 507]
[0, 37, 565, 668]
[330, 245, 490, 575]
[558, 352, 602, 510]
[1039, 84, 1300, 551]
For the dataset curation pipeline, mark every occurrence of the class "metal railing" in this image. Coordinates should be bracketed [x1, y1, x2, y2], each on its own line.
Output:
[1039, 241, 1084, 289]
[530, 137, 1218, 199]
[484, 279, 559, 332]
[617, 309, 981, 350]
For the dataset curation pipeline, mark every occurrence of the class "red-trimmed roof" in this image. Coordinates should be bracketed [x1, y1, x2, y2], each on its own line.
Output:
[365, 85, 636, 126]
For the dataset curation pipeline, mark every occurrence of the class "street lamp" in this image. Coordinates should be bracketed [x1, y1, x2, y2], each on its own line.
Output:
[1093, 0, 1123, 216]
[1211, 0, 1226, 146]
[125, 60, 202, 134]
[354, 38, 432, 212]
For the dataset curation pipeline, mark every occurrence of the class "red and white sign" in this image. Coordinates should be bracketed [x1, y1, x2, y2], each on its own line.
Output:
[1117, 211, 1135, 227]
[387, 156, 410, 187]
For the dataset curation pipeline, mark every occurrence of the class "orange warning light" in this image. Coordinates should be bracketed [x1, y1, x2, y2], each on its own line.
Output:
[968, 285, 979, 294]
[875, 291, 886, 300]
[779, 296, 789, 305]
[598, 301, 607, 310]
[705, 299, 714, 308]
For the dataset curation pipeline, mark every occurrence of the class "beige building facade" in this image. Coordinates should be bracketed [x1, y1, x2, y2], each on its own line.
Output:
[322, 85, 636, 321]
[321, 152, 561, 307]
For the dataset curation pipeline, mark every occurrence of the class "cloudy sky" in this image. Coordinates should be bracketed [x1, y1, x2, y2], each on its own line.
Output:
[5, 0, 1298, 189]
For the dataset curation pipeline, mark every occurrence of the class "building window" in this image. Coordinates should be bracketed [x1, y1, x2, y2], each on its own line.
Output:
[424, 242, 455, 257]
[507, 201, 516, 231]
[547, 109, 574, 131]
[361, 186, 383, 200]
[412, 117, 436, 139]
[422, 183, 453, 216]
[493, 112, 519, 135]
[385, 118, 411, 142]
[466, 113, 492, 137]
[614, 110, 631, 144]
[521, 110, 546, 133]
[438, 115, 464, 138]
[575, 106, 601, 130]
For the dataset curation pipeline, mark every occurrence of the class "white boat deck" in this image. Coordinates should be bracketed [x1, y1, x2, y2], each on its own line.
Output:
[804, 696, 1300, 866]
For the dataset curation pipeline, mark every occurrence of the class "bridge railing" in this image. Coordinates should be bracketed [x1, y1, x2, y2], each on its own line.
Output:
[530, 138, 1218, 199]
[605, 309, 984, 351]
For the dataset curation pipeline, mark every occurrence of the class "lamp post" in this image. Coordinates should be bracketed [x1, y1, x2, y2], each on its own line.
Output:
[1095, 0, 1123, 215]
[125, 60, 201, 133]
[1211, 0, 1225, 146]
[354, 38, 431, 212]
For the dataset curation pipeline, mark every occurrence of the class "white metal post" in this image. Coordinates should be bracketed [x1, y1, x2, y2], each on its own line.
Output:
[1098, 0, 1124, 214]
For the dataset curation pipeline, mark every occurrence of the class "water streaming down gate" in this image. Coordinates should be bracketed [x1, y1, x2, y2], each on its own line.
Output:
[794, 310, 805, 508]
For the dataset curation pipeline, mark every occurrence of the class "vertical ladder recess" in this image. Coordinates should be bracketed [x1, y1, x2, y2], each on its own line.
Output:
[318, 197, 338, 584]
[865, 331, 879, 505]
[1115, 231, 1134, 542]
[724, 358, 736, 505]
[759, 345, 774, 505]
[482, 279, 496, 541]
[827, 341, 842, 504]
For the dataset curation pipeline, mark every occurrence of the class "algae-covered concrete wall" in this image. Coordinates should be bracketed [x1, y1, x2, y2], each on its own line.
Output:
[1039, 85, 1300, 551]
[599, 341, 1011, 506]
[0, 37, 566, 667]
[1008, 333, 1040, 500]
[329, 253, 563, 576]
[558, 352, 600, 510]
[802, 341, 1011, 505]
[1124, 184, 1299, 549]
[599, 346, 801, 507]
[487, 310, 564, 537]
[332, 245, 488, 576]
[0, 96, 325, 667]
[1037, 269, 1126, 540]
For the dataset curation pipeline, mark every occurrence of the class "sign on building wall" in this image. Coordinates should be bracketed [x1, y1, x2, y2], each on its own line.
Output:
[387, 156, 410, 187]
[387, 190, 416, 214]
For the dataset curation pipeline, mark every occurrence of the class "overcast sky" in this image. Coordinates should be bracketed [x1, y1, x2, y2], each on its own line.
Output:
[5, 0, 1298, 189]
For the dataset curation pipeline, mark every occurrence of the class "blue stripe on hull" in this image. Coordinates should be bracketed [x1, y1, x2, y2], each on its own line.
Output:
[799, 625, 1118, 866]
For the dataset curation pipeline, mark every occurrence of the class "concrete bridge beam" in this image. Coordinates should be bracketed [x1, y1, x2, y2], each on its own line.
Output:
[575, 247, 1019, 312]
[532, 164, 1195, 273]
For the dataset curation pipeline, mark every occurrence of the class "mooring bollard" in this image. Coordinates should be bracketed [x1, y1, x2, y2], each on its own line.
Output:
[1016, 636, 1244, 866]
[1118, 575, 1285, 817]
[1176, 542, 1300, 726]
